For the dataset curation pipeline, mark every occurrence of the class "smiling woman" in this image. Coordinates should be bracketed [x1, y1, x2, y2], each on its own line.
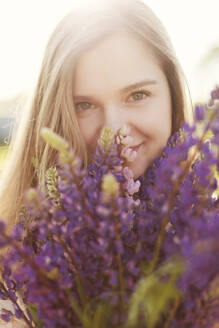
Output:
[73, 30, 173, 179]
[0, 0, 193, 242]
[0, 0, 195, 325]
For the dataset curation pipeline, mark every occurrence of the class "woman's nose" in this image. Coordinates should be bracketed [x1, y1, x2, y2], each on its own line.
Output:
[103, 105, 126, 132]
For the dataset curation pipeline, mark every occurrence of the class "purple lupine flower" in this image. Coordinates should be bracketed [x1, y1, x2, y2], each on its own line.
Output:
[0, 87, 218, 327]
[123, 178, 141, 195]
[195, 104, 206, 121]
[208, 84, 219, 106]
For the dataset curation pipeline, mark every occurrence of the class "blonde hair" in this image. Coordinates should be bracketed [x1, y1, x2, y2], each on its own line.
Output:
[0, 0, 193, 234]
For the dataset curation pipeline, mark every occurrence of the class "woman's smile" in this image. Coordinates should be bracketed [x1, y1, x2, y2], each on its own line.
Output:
[129, 142, 144, 152]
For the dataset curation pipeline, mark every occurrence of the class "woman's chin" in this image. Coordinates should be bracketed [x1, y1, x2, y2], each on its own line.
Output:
[128, 163, 146, 180]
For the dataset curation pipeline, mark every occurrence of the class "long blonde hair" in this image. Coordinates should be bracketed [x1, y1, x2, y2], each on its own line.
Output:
[0, 0, 193, 234]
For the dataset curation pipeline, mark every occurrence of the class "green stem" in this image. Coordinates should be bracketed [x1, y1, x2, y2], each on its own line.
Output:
[64, 289, 84, 321]
[163, 297, 180, 328]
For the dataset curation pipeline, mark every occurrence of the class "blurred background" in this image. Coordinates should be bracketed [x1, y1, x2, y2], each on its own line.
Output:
[0, 0, 218, 173]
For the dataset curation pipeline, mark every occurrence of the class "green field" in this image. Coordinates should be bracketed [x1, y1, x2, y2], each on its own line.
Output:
[0, 146, 9, 173]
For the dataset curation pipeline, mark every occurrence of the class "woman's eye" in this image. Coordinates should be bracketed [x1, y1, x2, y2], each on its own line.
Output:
[74, 90, 151, 112]
[74, 102, 93, 111]
[128, 90, 151, 102]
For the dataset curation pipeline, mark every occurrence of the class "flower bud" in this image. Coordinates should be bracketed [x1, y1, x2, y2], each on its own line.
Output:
[119, 124, 131, 136]
[98, 126, 116, 150]
[26, 188, 38, 201]
[121, 147, 137, 162]
[102, 174, 119, 199]
[41, 127, 69, 152]
[123, 166, 134, 179]
[195, 105, 206, 121]
[45, 267, 59, 280]
[124, 178, 140, 195]
[121, 135, 134, 147]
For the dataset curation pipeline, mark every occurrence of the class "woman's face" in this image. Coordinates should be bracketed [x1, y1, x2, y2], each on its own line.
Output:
[73, 31, 172, 179]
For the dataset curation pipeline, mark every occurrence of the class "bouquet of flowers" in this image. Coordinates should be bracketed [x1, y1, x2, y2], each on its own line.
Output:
[0, 87, 219, 328]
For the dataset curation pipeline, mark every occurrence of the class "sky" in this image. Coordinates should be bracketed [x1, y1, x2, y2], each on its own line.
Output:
[0, 0, 218, 102]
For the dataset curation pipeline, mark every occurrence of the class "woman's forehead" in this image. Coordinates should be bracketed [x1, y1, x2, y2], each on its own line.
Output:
[73, 31, 162, 94]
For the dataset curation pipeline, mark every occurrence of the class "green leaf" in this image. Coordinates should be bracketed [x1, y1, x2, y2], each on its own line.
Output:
[75, 275, 89, 308]
[65, 288, 84, 322]
[82, 294, 115, 328]
[126, 258, 184, 328]
[91, 300, 112, 328]
[26, 302, 44, 328]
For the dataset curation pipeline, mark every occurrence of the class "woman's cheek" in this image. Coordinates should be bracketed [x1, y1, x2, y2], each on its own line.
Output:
[78, 117, 94, 143]
[82, 123, 101, 155]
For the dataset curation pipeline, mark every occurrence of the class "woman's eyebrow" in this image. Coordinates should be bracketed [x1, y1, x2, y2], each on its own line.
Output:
[120, 79, 158, 93]
[73, 79, 158, 100]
